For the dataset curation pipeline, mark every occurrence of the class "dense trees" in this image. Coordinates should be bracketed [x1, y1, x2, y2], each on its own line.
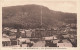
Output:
[2, 4, 77, 29]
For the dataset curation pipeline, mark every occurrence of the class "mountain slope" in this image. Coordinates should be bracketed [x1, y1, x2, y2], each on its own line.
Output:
[2, 4, 77, 29]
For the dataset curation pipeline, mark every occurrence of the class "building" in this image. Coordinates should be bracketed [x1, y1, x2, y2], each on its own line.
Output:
[18, 37, 31, 47]
[25, 30, 32, 38]
[2, 37, 11, 47]
[53, 39, 60, 44]
[10, 29, 17, 32]
[62, 34, 70, 39]
[57, 43, 72, 47]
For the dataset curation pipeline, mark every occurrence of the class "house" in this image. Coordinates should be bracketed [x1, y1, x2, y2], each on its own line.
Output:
[57, 39, 72, 47]
[70, 38, 75, 43]
[70, 29, 76, 31]
[2, 37, 11, 46]
[19, 30, 26, 38]
[42, 36, 54, 40]
[57, 43, 72, 47]
[10, 29, 17, 32]
[25, 30, 32, 37]
[53, 39, 60, 43]
[62, 39, 70, 43]
[62, 34, 70, 39]
[53, 27, 59, 30]
[18, 37, 31, 47]
[42, 35, 57, 40]
[70, 35, 74, 38]
[2, 34, 9, 38]
[53, 35, 58, 39]
[3, 27, 10, 31]
[9, 35, 16, 40]
[20, 30, 25, 33]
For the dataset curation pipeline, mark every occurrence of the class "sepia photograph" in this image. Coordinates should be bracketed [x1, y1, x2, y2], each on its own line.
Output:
[2, 0, 77, 47]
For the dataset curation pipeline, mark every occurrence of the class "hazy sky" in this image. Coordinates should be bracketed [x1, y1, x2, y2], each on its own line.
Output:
[2, 0, 77, 13]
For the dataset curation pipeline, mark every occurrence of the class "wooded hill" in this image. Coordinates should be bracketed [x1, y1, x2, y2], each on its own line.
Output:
[2, 4, 77, 29]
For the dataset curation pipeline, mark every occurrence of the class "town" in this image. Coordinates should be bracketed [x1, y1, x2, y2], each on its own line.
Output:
[2, 23, 77, 47]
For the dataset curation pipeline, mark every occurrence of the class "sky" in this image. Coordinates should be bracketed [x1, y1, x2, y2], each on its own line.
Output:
[2, 0, 77, 13]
